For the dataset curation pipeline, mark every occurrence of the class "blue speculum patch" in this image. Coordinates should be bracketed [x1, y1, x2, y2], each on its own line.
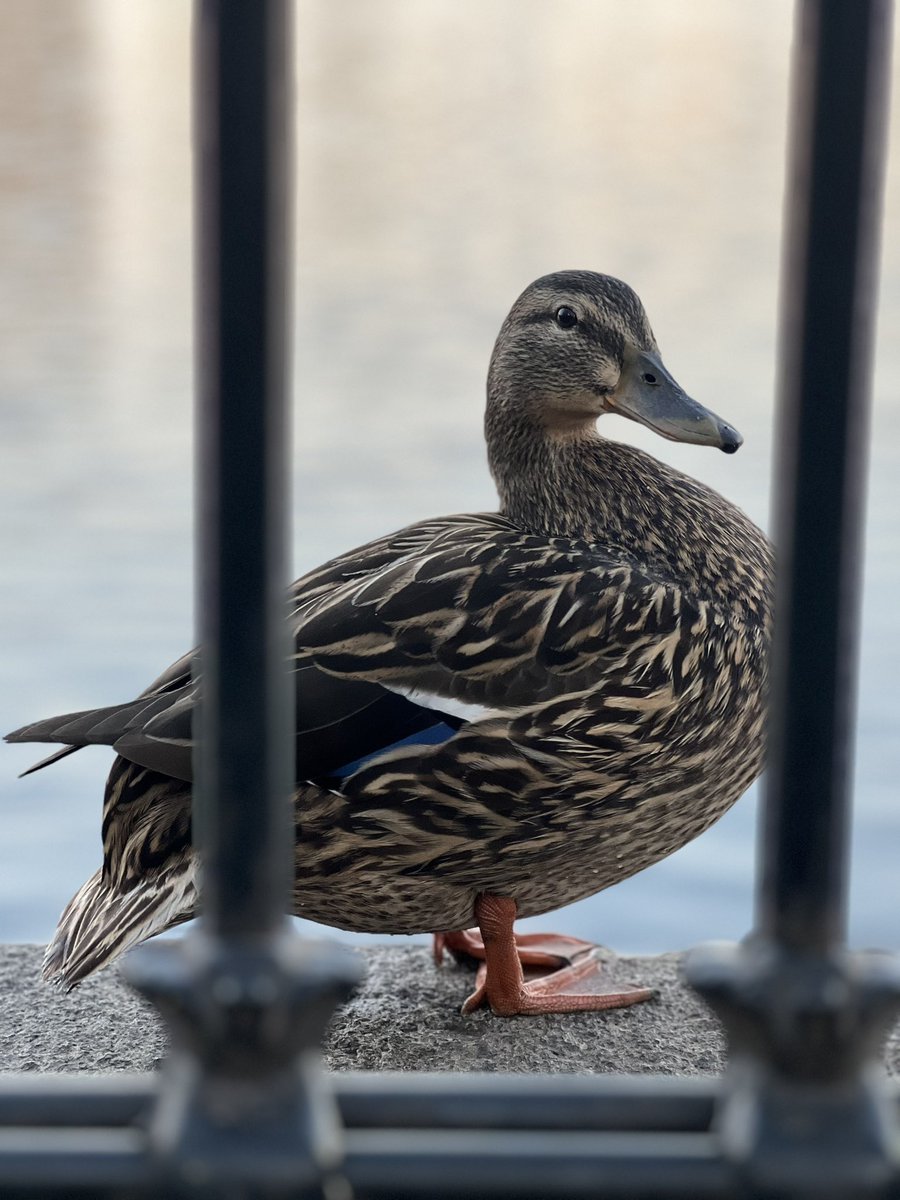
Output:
[330, 721, 459, 779]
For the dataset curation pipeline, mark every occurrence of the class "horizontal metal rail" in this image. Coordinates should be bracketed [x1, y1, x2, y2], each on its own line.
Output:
[0, 1077, 753, 1200]
[0, 1134, 733, 1200]
[0, 1074, 717, 1133]
[0, 1116, 898, 1199]
[0, 1074, 898, 1197]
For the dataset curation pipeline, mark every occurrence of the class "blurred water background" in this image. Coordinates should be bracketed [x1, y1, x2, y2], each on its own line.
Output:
[2, 1, 899, 957]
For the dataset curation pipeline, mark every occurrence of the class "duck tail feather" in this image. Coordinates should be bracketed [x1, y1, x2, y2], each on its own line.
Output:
[6, 707, 115, 746]
[43, 861, 198, 991]
[18, 745, 81, 778]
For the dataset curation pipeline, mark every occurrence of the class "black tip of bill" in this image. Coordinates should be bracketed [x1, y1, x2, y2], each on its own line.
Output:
[718, 423, 743, 454]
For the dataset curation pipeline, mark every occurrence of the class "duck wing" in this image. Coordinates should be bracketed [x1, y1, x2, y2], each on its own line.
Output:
[7, 511, 694, 783]
[293, 515, 698, 713]
[4, 517, 502, 783]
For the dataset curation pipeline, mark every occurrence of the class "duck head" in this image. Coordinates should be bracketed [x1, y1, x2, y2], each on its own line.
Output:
[487, 270, 742, 453]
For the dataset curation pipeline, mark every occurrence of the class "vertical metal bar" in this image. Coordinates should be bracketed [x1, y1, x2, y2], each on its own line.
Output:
[194, 0, 294, 936]
[127, 7, 358, 1188]
[759, 0, 893, 952]
[688, 7, 900, 1185]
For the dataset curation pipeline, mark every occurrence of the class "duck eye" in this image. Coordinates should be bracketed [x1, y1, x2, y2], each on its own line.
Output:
[555, 306, 579, 330]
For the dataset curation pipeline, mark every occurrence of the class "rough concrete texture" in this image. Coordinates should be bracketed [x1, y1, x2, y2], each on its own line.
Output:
[2, 943, 899, 1076]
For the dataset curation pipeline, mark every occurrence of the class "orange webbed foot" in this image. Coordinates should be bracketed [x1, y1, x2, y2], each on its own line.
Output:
[433, 925, 597, 970]
[438, 894, 655, 1018]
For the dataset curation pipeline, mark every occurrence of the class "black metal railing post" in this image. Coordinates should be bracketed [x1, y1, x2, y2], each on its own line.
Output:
[124, 2, 360, 1193]
[762, 0, 892, 958]
[688, 2, 900, 1194]
[192, 0, 294, 943]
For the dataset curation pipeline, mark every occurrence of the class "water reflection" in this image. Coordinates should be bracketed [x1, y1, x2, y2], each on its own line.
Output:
[1, 1, 898, 954]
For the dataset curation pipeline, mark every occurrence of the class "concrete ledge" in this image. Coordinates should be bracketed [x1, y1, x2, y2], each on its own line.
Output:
[2, 943, 898, 1076]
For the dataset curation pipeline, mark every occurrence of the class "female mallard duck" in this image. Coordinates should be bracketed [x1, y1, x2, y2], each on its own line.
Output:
[7, 271, 772, 1016]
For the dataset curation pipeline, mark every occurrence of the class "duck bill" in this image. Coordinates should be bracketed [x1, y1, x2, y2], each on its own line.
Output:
[610, 348, 743, 454]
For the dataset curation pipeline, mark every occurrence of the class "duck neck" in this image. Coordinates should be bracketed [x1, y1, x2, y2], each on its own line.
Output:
[486, 386, 628, 543]
[486, 383, 773, 623]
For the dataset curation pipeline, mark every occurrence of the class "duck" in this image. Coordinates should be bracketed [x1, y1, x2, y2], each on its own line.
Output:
[6, 271, 772, 1017]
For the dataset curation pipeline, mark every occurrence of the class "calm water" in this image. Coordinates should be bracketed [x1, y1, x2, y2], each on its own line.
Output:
[2, 2, 899, 957]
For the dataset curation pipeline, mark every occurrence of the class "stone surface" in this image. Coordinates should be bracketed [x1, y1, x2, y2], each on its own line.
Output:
[1, 942, 898, 1077]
